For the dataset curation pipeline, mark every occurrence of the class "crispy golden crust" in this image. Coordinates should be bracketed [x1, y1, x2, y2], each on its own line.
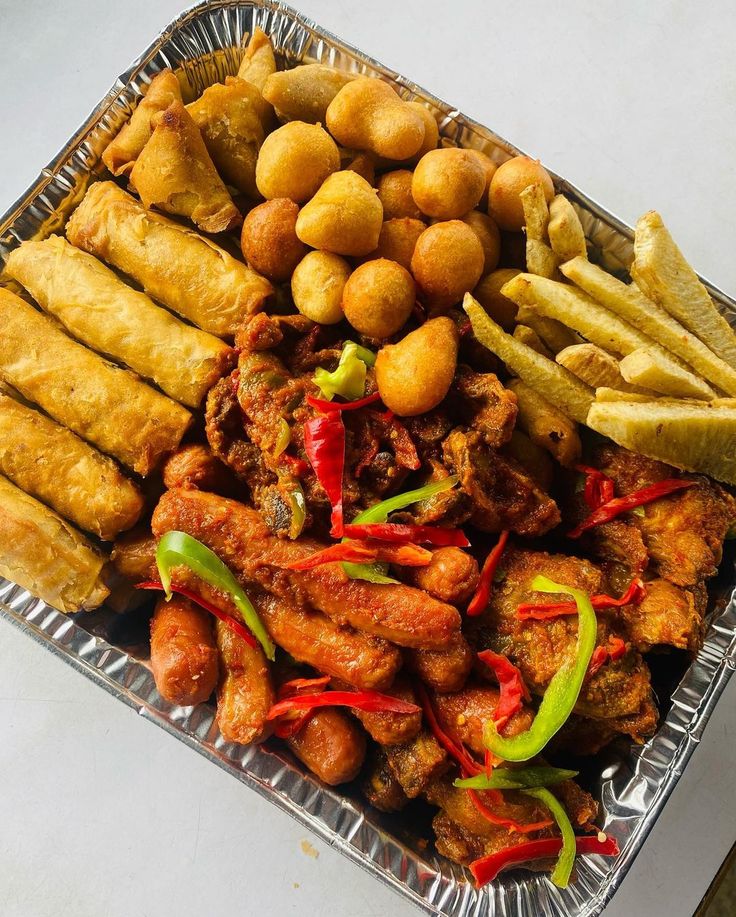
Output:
[215, 619, 274, 745]
[286, 708, 366, 785]
[405, 547, 479, 605]
[361, 746, 409, 812]
[150, 596, 218, 706]
[621, 578, 705, 652]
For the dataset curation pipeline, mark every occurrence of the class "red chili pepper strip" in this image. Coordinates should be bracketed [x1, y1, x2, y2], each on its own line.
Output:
[478, 650, 531, 729]
[575, 464, 615, 511]
[467, 789, 553, 834]
[136, 581, 257, 649]
[343, 522, 470, 547]
[415, 680, 482, 776]
[287, 542, 378, 571]
[568, 479, 696, 538]
[517, 577, 646, 620]
[467, 531, 509, 617]
[272, 676, 332, 738]
[307, 392, 382, 412]
[266, 690, 420, 722]
[588, 636, 627, 678]
[373, 542, 433, 566]
[304, 413, 346, 537]
[469, 834, 620, 887]
[608, 635, 626, 661]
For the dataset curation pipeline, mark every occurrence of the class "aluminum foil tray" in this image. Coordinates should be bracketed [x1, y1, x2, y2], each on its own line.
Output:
[2, 3, 736, 914]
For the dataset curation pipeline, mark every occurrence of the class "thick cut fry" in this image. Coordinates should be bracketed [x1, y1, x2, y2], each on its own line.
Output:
[586, 400, 736, 485]
[619, 347, 716, 399]
[548, 195, 587, 261]
[67, 182, 272, 336]
[0, 288, 191, 475]
[594, 388, 659, 403]
[0, 474, 109, 612]
[0, 392, 143, 540]
[5, 236, 233, 408]
[561, 256, 736, 397]
[463, 293, 594, 422]
[556, 343, 627, 389]
[150, 596, 218, 706]
[512, 324, 553, 358]
[516, 306, 581, 353]
[519, 183, 550, 242]
[286, 708, 366, 785]
[504, 273, 716, 400]
[631, 211, 736, 369]
[101, 70, 182, 176]
[525, 238, 560, 279]
[130, 101, 241, 233]
[216, 619, 274, 744]
[262, 64, 355, 123]
[508, 378, 581, 466]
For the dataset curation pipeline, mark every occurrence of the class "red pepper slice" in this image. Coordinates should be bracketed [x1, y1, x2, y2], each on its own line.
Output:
[136, 581, 257, 649]
[287, 540, 432, 571]
[372, 542, 433, 566]
[467, 788, 553, 835]
[467, 531, 509, 617]
[343, 522, 470, 547]
[469, 834, 620, 887]
[575, 464, 615, 511]
[307, 392, 382, 412]
[588, 636, 627, 678]
[516, 577, 646, 620]
[304, 412, 346, 537]
[266, 689, 420, 722]
[415, 680, 482, 776]
[273, 675, 332, 738]
[568, 479, 695, 538]
[477, 650, 531, 729]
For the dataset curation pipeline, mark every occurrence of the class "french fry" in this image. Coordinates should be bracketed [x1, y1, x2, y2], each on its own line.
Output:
[519, 183, 550, 241]
[594, 387, 659, 403]
[560, 255, 736, 397]
[512, 324, 553, 358]
[507, 378, 581, 466]
[516, 305, 582, 353]
[548, 195, 587, 261]
[502, 273, 716, 400]
[525, 238, 560, 279]
[556, 343, 626, 389]
[631, 211, 736, 370]
[587, 399, 736, 485]
[619, 347, 717, 400]
[463, 293, 594, 422]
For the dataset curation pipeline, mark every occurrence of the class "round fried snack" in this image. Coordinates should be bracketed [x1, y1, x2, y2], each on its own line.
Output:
[371, 218, 426, 270]
[411, 148, 485, 220]
[342, 259, 416, 339]
[295, 170, 383, 256]
[472, 268, 521, 330]
[405, 102, 440, 162]
[255, 121, 340, 203]
[326, 77, 426, 161]
[465, 149, 497, 209]
[377, 170, 423, 220]
[489, 155, 554, 231]
[291, 251, 351, 324]
[241, 199, 307, 282]
[375, 316, 458, 416]
[462, 210, 501, 276]
[411, 220, 485, 311]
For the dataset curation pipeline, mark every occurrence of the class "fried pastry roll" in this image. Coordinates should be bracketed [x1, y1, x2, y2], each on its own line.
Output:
[5, 236, 233, 408]
[0, 474, 109, 612]
[0, 391, 143, 539]
[150, 596, 219, 706]
[101, 69, 182, 176]
[0, 288, 191, 475]
[129, 100, 241, 233]
[237, 27, 276, 127]
[215, 620, 274, 744]
[66, 182, 272, 336]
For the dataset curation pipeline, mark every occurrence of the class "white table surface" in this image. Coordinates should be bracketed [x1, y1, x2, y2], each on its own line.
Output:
[1, 2, 735, 915]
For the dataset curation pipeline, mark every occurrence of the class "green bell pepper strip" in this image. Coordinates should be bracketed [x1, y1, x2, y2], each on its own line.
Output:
[483, 575, 597, 762]
[342, 476, 459, 583]
[454, 765, 578, 791]
[521, 787, 576, 888]
[156, 530, 276, 661]
[314, 341, 368, 401]
[345, 340, 376, 367]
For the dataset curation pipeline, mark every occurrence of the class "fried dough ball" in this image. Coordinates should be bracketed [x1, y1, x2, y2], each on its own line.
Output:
[410, 220, 485, 311]
[377, 170, 423, 220]
[371, 218, 426, 270]
[342, 150, 376, 184]
[342, 258, 416, 339]
[471, 267, 521, 330]
[326, 77, 426, 161]
[411, 148, 485, 220]
[240, 199, 307, 282]
[462, 210, 501, 276]
[405, 102, 440, 162]
[255, 121, 340, 203]
[464, 149, 497, 209]
[488, 155, 554, 231]
[291, 251, 351, 324]
[375, 316, 458, 416]
[295, 170, 383, 256]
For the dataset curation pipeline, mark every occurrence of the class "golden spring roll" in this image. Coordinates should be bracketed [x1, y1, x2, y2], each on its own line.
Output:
[0, 391, 144, 540]
[0, 474, 109, 612]
[5, 236, 234, 408]
[101, 69, 182, 177]
[0, 288, 191, 475]
[66, 181, 273, 337]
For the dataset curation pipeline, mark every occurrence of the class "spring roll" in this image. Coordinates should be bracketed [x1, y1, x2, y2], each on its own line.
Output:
[0, 287, 191, 475]
[0, 474, 109, 612]
[66, 181, 273, 337]
[5, 236, 233, 408]
[0, 391, 143, 540]
[101, 69, 182, 177]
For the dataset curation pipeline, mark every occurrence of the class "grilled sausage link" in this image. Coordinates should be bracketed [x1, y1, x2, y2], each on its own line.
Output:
[150, 596, 218, 705]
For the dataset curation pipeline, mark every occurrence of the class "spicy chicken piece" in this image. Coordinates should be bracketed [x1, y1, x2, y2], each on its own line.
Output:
[150, 595, 218, 706]
[384, 730, 450, 798]
[452, 366, 518, 448]
[361, 745, 409, 813]
[621, 578, 706, 652]
[404, 634, 474, 693]
[443, 429, 561, 536]
[215, 619, 274, 745]
[431, 683, 534, 756]
[594, 443, 736, 586]
[473, 547, 656, 725]
[404, 546, 479, 605]
[408, 458, 473, 527]
[162, 443, 239, 495]
[333, 675, 421, 746]
[152, 488, 461, 649]
[582, 519, 649, 585]
[286, 707, 367, 785]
